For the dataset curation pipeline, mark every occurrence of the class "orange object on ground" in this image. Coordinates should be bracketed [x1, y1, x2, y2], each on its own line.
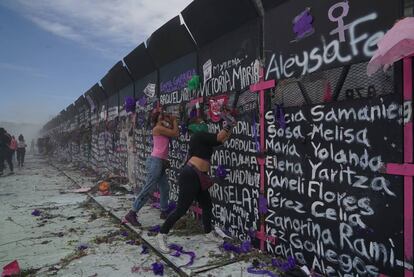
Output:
[98, 181, 110, 192]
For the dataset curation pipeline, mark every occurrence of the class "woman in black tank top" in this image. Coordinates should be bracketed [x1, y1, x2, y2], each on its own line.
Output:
[156, 114, 236, 253]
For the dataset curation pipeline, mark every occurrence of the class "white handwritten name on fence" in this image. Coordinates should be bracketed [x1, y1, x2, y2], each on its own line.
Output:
[264, 97, 405, 276]
[266, 13, 383, 80]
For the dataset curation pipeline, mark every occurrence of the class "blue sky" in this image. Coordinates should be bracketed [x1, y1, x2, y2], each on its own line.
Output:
[0, 0, 192, 124]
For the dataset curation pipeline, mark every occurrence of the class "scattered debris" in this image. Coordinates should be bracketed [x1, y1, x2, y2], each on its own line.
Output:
[5, 217, 24, 228]
[48, 265, 62, 271]
[89, 213, 98, 221]
[126, 240, 138, 245]
[131, 265, 141, 273]
[87, 176, 131, 196]
[58, 250, 88, 269]
[71, 187, 91, 193]
[222, 240, 252, 254]
[130, 265, 152, 274]
[93, 231, 120, 245]
[78, 197, 95, 209]
[19, 267, 40, 277]
[170, 214, 204, 236]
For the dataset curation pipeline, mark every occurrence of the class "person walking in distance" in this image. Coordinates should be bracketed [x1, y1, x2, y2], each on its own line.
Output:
[30, 139, 35, 153]
[123, 111, 179, 226]
[16, 135, 27, 167]
[156, 111, 236, 253]
[0, 128, 7, 176]
[9, 136, 17, 162]
[0, 128, 14, 175]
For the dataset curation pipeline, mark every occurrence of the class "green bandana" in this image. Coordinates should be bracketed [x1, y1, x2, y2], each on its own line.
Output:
[188, 123, 208, 133]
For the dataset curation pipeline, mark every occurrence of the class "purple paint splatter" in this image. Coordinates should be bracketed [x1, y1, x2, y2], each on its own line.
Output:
[293, 8, 314, 40]
[259, 195, 268, 214]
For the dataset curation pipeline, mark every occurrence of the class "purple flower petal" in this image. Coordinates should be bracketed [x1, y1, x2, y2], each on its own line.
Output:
[216, 165, 227, 178]
[31, 209, 41, 216]
[169, 243, 183, 252]
[248, 228, 256, 239]
[271, 256, 296, 272]
[77, 243, 89, 251]
[240, 240, 252, 253]
[181, 251, 195, 267]
[124, 96, 136, 113]
[247, 265, 278, 277]
[149, 225, 161, 233]
[168, 244, 195, 267]
[222, 241, 241, 253]
[277, 105, 286, 130]
[141, 245, 149, 254]
[137, 96, 147, 107]
[152, 202, 161, 209]
[151, 262, 164, 276]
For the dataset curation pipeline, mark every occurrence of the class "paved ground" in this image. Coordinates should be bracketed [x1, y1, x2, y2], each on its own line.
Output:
[0, 155, 178, 276]
[0, 155, 285, 276]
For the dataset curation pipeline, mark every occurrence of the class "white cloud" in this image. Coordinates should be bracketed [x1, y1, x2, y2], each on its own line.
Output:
[3, 0, 193, 58]
[0, 62, 48, 78]
[29, 16, 84, 42]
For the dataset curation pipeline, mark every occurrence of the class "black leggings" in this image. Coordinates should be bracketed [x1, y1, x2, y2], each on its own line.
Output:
[160, 165, 213, 234]
[0, 151, 4, 173]
[17, 148, 25, 165]
[0, 150, 13, 172]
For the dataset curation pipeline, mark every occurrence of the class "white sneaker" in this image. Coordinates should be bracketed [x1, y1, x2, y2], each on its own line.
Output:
[156, 233, 170, 254]
[204, 231, 223, 243]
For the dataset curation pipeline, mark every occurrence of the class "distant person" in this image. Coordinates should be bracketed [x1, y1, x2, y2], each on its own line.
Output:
[0, 128, 7, 176]
[17, 135, 27, 167]
[30, 139, 35, 153]
[45, 137, 52, 156]
[37, 138, 43, 154]
[0, 128, 14, 176]
[9, 136, 17, 160]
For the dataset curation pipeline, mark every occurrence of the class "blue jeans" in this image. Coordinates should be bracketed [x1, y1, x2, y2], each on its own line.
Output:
[132, 156, 169, 212]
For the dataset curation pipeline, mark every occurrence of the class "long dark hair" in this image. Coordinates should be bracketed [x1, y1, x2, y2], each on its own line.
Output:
[18, 134, 24, 141]
[151, 111, 161, 128]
